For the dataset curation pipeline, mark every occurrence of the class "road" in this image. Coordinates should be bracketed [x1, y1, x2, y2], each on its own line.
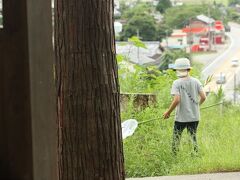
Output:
[201, 22, 240, 101]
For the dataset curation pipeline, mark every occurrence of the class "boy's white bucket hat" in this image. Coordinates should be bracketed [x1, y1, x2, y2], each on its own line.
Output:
[173, 58, 192, 70]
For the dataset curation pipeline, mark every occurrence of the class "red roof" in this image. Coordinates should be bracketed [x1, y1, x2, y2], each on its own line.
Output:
[215, 20, 223, 25]
[183, 25, 224, 33]
[182, 27, 209, 33]
[215, 25, 224, 30]
[214, 21, 224, 30]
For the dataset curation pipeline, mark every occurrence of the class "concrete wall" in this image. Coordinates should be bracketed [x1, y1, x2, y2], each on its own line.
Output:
[0, 0, 57, 179]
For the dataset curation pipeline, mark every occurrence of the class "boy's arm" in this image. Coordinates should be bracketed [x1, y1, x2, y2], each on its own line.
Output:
[163, 95, 180, 119]
[199, 90, 206, 105]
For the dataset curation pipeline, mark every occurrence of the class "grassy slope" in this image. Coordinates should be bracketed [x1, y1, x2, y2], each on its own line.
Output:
[181, 0, 228, 6]
[123, 101, 240, 177]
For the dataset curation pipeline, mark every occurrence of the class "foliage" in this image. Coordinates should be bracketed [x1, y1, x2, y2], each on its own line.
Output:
[163, 4, 227, 29]
[179, 0, 228, 6]
[119, 0, 129, 14]
[120, 14, 158, 41]
[227, 8, 240, 22]
[204, 74, 213, 86]
[119, 3, 160, 41]
[118, 38, 199, 94]
[156, 0, 172, 14]
[159, 50, 192, 70]
[121, 3, 153, 19]
[123, 102, 240, 177]
[128, 36, 147, 49]
[0, 16, 2, 26]
[157, 24, 173, 42]
[118, 1, 230, 41]
[118, 37, 173, 93]
[228, 0, 240, 5]
[213, 85, 225, 102]
[118, 63, 175, 94]
[118, 38, 240, 177]
[163, 5, 205, 29]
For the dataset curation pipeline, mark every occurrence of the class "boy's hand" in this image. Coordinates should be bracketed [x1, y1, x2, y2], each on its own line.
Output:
[163, 111, 171, 119]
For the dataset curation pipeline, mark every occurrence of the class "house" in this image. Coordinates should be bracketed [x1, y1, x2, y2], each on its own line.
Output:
[182, 14, 225, 52]
[171, 0, 183, 6]
[161, 29, 188, 51]
[114, 0, 121, 17]
[122, 0, 159, 7]
[116, 41, 163, 65]
[114, 21, 123, 36]
[214, 21, 225, 44]
[114, 0, 120, 9]
[196, 14, 215, 25]
[183, 14, 214, 45]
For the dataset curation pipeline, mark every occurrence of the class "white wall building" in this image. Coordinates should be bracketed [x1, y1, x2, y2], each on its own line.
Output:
[114, 21, 123, 36]
[171, 0, 183, 6]
[162, 29, 188, 49]
[115, 0, 120, 9]
[121, 0, 159, 7]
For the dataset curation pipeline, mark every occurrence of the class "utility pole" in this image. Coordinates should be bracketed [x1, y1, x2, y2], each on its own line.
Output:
[188, 18, 193, 53]
[137, 29, 140, 64]
[208, 7, 212, 51]
[208, 5, 215, 51]
[165, 30, 169, 48]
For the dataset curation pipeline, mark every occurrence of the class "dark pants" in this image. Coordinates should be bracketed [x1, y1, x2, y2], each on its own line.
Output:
[172, 121, 199, 155]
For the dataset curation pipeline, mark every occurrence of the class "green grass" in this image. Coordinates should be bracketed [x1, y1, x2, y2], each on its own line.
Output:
[122, 100, 240, 177]
[181, 0, 228, 6]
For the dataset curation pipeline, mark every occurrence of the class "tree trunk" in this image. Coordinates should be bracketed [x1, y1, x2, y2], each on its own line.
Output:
[54, 0, 125, 179]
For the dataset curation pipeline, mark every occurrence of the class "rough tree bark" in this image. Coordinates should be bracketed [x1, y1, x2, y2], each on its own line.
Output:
[54, 0, 125, 179]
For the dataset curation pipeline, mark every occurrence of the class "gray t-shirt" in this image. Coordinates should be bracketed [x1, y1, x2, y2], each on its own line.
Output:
[171, 77, 203, 122]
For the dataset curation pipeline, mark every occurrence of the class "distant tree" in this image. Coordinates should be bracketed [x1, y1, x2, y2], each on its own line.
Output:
[213, 0, 217, 6]
[122, 3, 152, 19]
[156, 0, 172, 14]
[119, 0, 128, 14]
[157, 24, 172, 42]
[228, 0, 240, 6]
[163, 4, 224, 29]
[159, 50, 191, 70]
[119, 2, 161, 41]
[227, 8, 240, 22]
[120, 15, 158, 41]
[165, 5, 209, 28]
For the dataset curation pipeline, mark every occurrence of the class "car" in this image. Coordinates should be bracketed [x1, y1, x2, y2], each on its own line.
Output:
[215, 73, 226, 84]
[225, 25, 231, 32]
[231, 59, 239, 67]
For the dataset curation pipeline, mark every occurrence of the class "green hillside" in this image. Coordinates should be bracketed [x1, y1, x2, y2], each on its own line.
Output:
[181, 0, 228, 5]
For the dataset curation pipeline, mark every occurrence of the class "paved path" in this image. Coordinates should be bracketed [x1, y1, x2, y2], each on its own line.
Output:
[127, 172, 240, 180]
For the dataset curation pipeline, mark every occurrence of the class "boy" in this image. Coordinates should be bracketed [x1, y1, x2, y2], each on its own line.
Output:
[163, 58, 206, 155]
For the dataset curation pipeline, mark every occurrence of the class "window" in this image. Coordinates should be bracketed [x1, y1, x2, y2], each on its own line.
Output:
[0, 0, 3, 28]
